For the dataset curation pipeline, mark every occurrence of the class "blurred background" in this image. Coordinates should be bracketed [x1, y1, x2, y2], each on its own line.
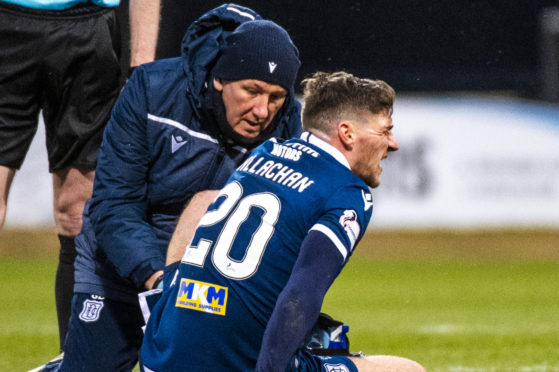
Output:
[5, 0, 559, 229]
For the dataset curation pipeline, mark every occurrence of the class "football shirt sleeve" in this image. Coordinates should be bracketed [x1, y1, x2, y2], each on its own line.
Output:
[256, 186, 373, 371]
[256, 230, 344, 372]
[309, 185, 373, 263]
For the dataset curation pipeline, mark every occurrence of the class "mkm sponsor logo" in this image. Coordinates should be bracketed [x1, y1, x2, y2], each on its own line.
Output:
[175, 278, 228, 316]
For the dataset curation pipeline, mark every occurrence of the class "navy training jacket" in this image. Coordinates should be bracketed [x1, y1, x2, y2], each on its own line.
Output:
[74, 4, 302, 303]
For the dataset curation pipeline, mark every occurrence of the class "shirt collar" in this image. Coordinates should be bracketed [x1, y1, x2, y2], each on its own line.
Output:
[300, 132, 351, 170]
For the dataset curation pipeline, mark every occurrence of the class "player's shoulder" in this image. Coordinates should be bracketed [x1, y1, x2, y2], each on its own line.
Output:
[329, 182, 373, 215]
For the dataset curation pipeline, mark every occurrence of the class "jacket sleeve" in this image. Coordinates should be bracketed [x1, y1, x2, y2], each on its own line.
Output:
[255, 230, 344, 371]
[89, 67, 165, 289]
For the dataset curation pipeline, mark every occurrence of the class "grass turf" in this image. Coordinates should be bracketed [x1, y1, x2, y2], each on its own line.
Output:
[2, 228, 559, 371]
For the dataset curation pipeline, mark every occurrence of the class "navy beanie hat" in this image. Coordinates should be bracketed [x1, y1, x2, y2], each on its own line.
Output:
[213, 20, 301, 91]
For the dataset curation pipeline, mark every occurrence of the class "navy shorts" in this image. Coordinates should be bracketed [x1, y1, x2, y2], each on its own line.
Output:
[60, 293, 144, 372]
[0, 2, 123, 172]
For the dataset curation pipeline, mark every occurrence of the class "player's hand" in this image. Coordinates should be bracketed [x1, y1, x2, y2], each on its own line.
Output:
[144, 270, 164, 290]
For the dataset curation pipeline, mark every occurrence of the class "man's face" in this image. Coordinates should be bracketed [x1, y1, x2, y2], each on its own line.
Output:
[213, 79, 287, 139]
[350, 110, 399, 188]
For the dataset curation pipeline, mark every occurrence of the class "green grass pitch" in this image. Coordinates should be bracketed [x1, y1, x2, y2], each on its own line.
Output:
[2, 229, 559, 371]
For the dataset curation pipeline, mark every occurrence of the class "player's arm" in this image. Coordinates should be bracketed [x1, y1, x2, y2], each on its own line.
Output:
[256, 230, 345, 372]
[166, 190, 219, 265]
[129, 0, 161, 69]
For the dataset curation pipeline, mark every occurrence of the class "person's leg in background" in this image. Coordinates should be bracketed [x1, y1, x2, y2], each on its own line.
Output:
[0, 1, 122, 354]
[42, 3, 123, 350]
[0, 166, 16, 230]
[0, 4, 43, 233]
[52, 168, 95, 350]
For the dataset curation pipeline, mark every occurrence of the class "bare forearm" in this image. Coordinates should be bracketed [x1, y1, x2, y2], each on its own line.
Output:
[166, 190, 219, 265]
[129, 0, 161, 67]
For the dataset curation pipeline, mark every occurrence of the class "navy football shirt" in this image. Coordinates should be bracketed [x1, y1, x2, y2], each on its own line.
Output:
[141, 132, 373, 371]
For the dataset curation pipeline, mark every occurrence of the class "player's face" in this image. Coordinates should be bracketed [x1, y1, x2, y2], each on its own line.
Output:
[214, 79, 287, 139]
[351, 110, 398, 188]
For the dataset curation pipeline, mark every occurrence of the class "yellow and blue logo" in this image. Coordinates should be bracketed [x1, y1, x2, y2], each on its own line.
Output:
[175, 278, 228, 316]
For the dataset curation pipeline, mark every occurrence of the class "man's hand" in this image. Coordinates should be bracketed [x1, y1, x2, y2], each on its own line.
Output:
[144, 270, 164, 290]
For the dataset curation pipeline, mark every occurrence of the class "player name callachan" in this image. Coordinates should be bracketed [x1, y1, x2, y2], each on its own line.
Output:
[237, 155, 314, 193]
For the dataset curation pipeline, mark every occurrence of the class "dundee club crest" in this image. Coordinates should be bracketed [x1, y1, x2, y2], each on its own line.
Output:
[79, 299, 104, 322]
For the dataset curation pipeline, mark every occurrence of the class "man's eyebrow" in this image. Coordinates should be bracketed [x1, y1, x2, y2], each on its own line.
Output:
[272, 90, 287, 97]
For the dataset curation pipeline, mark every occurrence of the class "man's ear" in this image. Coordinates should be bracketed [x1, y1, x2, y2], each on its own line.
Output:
[213, 78, 223, 92]
[337, 122, 356, 150]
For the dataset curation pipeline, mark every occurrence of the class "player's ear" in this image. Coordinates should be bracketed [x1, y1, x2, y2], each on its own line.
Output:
[337, 121, 356, 149]
[213, 78, 224, 92]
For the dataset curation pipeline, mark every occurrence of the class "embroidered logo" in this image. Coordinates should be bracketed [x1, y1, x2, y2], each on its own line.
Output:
[79, 299, 104, 322]
[339, 209, 360, 250]
[324, 363, 350, 372]
[361, 189, 373, 211]
[171, 135, 188, 153]
[268, 61, 277, 73]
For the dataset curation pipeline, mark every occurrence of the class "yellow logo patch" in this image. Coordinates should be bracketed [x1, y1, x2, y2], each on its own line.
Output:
[175, 278, 228, 316]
